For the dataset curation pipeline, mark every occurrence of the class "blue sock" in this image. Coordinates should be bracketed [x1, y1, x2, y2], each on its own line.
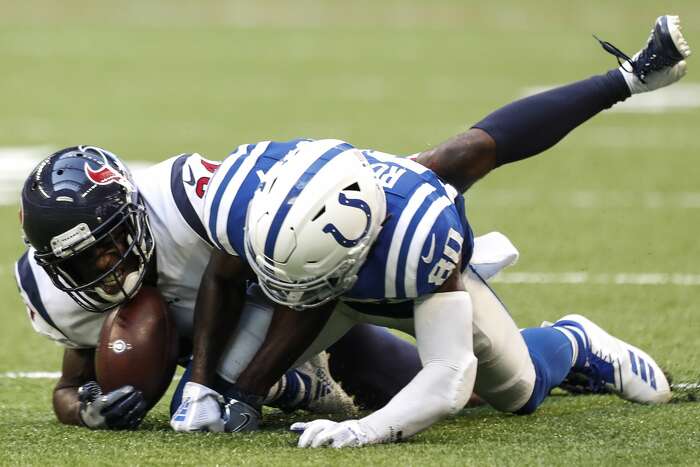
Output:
[473, 70, 630, 167]
[517, 327, 574, 414]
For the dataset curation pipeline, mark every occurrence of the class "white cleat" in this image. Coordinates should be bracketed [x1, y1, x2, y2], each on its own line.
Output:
[596, 15, 692, 94]
[296, 352, 358, 416]
[552, 314, 672, 404]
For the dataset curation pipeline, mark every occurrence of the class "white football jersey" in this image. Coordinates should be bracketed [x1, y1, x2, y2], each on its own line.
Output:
[15, 153, 219, 349]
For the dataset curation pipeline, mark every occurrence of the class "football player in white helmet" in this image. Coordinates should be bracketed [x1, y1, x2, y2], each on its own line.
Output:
[177, 15, 689, 445]
[18, 146, 426, 429]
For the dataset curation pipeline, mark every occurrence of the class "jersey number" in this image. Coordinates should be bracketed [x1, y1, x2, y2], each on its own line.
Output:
[428, 228, 463, 286]
[194, 159, 221, 198]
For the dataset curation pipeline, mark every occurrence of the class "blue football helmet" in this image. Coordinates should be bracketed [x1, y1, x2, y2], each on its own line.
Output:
[20, 145, 154, 312]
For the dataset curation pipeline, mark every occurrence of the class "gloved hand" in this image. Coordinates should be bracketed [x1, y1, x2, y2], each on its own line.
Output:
[291, 419, 371, 448]
[78, 381, 147, 430]
[170, 382, 225, 432]
[223, 398, 261, 432]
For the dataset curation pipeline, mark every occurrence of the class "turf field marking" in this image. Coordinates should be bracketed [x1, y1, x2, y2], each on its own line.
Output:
[0, 146, 150, 206]
[0, 371, 182, 380]
[473, 189, 700, 209]
[2, 371, 61, 379]
[522, 83, 700, 113]
[493, 272, 700, 286]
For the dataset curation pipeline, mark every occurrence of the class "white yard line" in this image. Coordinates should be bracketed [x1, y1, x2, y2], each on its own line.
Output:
[2, 146, 700, 209]
[0, 371, 181, 380]
[493, 272, 700, 286]
[522, 83, 700, 113]
[0, 146, 150, 206]
[471, 189, 700, 209]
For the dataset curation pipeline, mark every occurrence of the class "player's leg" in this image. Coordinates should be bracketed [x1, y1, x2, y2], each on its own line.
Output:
[466, 267, 672, 412]
[547, 314, 671, 403]
[465, 266, 574, 413]
[419, 16, 691, 193]
[473, 15, 690, 169]
[327, 324, 422, 410]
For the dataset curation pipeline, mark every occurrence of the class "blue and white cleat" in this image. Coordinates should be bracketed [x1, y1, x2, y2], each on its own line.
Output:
[551, 314, 672, 404]
[596, 15, 692, 94]
[299, 352, 357, 416]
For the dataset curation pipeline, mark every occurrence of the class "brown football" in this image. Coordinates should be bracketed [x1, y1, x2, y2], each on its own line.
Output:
[95, 286, 179, 409]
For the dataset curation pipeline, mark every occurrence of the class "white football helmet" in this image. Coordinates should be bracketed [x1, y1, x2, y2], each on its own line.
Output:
[245, 139, 386, 309]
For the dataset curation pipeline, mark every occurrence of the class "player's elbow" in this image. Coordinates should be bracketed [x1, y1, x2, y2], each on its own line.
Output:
[52, 385, 82, 426]
[425, 355, 478, 417]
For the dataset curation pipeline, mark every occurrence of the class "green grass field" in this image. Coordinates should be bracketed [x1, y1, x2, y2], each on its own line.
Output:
[1, 1, 699, 465]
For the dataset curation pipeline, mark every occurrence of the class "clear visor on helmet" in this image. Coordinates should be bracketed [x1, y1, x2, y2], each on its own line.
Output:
[34, 201, 154, 312]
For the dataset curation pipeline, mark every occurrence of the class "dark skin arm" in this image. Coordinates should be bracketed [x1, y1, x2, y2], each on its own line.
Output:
[415, 128, 497, 193]
[236, 301, 335, 397]
[234, 264, 463, 399]
[53, 348, 96, 425]
[190, 249, 251, 386]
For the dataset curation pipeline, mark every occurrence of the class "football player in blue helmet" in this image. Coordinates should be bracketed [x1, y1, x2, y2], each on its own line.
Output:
[21, 145, 155, 313]
[19, 145, 154, 429]
[176, 15, 689, 445]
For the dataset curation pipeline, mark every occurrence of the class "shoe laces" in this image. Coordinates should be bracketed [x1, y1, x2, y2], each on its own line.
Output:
[594, 32, 680, 84]
[593, 35, 646, 83]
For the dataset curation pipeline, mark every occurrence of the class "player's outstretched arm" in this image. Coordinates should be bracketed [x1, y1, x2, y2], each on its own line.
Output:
[293, 269, 478, 448]
[171, 250, 252, 433]
[189, 250, 250, 388]
[418, 15, 690, 193]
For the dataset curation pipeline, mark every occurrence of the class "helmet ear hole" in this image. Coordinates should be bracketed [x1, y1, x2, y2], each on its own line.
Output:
[344, 182, 360, 192]
[311, 206, 326, 222]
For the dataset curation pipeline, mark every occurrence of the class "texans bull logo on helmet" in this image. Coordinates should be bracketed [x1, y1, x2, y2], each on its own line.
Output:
[84, 152, 135, 193]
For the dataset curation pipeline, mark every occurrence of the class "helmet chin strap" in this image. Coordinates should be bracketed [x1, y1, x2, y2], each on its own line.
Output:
[94, 270, 142, 303]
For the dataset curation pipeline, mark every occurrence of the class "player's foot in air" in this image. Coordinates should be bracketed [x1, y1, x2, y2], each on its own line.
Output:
[596, 15, 692, 93]
[296, 352, 358, 416]
[550, 314, 672, 404]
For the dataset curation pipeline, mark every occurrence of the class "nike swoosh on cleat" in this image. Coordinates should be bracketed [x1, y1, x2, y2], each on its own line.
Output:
[228, 413, 252, 432]
[183, 165, 196, 186]
[421, 234, 436, 263]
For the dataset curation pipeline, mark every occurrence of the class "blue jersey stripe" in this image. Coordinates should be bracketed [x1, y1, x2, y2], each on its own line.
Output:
[16, 252, 69, 339]
[394, 195, 434, 297]
[170, 155, 213, 246]
[207, 154, 249, 251]
[263, 142, 353, 258]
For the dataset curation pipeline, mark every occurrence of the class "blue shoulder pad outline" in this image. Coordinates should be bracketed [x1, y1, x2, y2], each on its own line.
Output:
[15, 251, 69, 338]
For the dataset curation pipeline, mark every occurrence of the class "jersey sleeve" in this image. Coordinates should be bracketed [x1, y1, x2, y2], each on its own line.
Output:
[412, 200, 466, 297]
[15, 249, 106, 349]
[169, 153, 221, 245]
[14, 251, 89, 349]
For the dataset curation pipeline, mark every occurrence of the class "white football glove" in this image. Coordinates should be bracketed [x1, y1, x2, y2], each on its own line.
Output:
[291, 419, 371, 448]
[170, 382, 225, 433]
